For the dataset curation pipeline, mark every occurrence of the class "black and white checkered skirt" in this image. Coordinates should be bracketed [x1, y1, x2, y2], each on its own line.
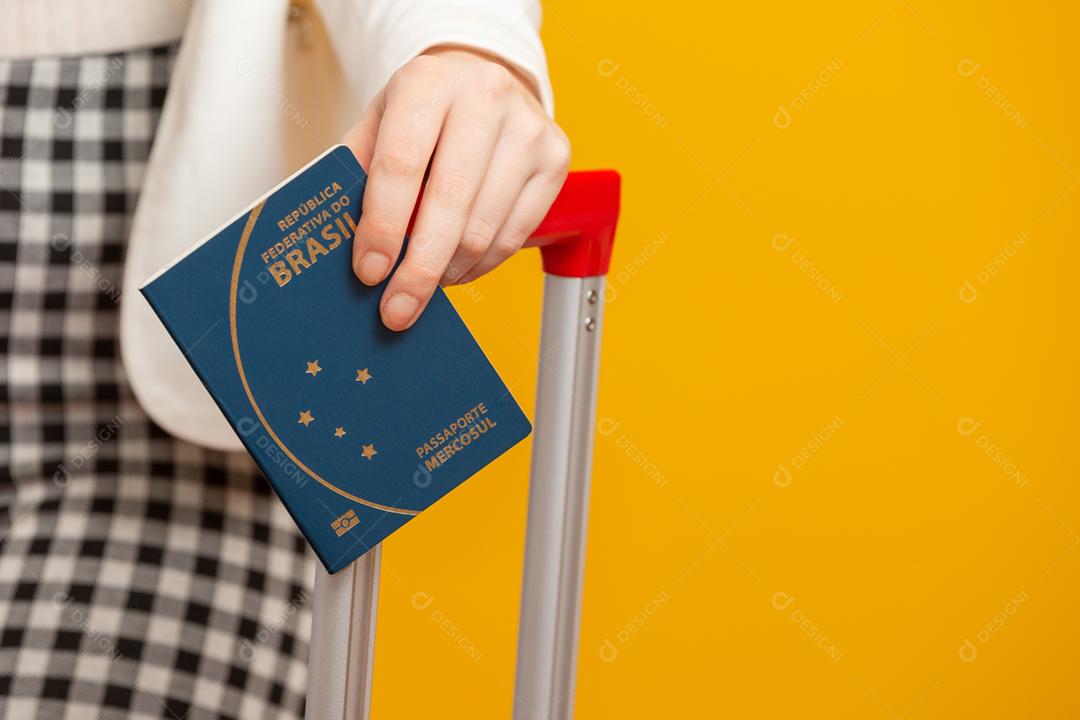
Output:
[0, 45, 314, 719]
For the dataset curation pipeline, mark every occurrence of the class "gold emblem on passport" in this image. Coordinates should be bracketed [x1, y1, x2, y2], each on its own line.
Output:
[229, 198, 417, 517]
[332, 509, 359, 537]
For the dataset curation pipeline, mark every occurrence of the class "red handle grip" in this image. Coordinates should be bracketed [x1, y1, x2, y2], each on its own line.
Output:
[526, 170, 621, 278]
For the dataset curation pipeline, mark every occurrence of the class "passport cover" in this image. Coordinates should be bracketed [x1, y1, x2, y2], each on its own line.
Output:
[140, 145, 531, 573]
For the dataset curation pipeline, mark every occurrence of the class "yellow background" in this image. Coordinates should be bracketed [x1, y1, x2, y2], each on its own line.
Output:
[372, 2, 1080, 717]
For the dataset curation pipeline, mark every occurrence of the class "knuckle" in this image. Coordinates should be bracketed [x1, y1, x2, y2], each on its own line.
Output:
[387, 65, 411, 90]
[406, 256, 446, 286]
[547, 139, 571, 173]
[362, 216, 407, 245]
[533, 156, 574, 193]
[516, 113, 547, 142]
[398, 54, 443, 82]
[373, 146, 426, 179]
[460, 220, 495, 257]
[478, 62, 514, 96]
[550, 128, 572, 169]
[429, 171, 474, 209]
[534, 161, 569, 191]
[492, 229, 526, 257]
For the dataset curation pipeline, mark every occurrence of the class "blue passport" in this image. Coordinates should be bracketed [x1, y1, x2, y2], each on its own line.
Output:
[140, 145, 531, 573]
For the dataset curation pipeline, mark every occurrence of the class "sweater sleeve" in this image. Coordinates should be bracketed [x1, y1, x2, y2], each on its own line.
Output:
[314, 0, 555, 116]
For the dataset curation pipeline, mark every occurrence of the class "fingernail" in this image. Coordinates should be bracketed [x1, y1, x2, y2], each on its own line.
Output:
[357, 252, 390, 285]
[383, 292, 420, 329]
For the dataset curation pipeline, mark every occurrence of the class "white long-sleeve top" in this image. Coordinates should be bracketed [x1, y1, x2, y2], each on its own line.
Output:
[1, 0, 553, 451]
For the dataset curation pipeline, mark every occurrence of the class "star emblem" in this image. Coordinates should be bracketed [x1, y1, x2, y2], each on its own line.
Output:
[361, 443, 377, 460]
[355, 368, 372, 384]
[306, 360, 322, 377]
[334, 427, 346, 438]
[298, 410, 314, 426]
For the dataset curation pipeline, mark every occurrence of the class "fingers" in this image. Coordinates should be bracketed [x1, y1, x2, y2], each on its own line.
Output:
[459, 133, 569, 284]
[341, 49, 572, 333]
[456, 172, 561, 284]
[441, 135, 532, 285]
[352, 58, 451, 288]
[379, 100, 501, 330]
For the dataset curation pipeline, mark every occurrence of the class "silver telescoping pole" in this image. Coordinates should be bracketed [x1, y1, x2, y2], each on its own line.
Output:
[513, 273, 605, 720]
[302, 172, 615, 720]
[305, 544, 381, 719]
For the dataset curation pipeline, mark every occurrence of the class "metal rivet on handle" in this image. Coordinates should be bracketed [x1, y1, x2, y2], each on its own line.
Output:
[586, 290, 598, 305]
[584, 318, 596, 332]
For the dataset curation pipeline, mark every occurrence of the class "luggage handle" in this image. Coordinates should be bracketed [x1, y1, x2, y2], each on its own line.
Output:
[307, 169, 621, 720]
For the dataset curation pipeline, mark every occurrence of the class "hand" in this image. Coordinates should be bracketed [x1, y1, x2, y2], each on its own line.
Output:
[342, 45, 571, 331]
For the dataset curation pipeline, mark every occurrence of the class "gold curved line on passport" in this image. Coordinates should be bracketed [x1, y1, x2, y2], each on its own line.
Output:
[229, 201, 419, 516]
